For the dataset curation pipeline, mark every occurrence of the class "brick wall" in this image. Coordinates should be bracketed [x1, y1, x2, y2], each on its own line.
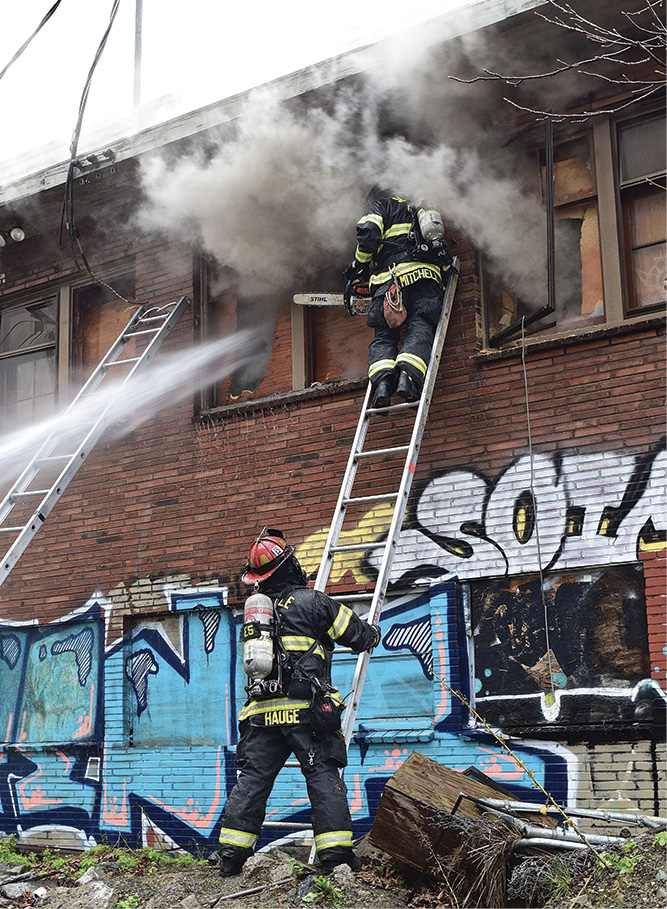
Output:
[0, 153, 664, 853]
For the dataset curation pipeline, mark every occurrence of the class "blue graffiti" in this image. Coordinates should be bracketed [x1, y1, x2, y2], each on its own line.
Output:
[0, 583, 569, 853]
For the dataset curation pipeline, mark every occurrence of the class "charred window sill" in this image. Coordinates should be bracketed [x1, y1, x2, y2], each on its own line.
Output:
[476, 311, 665, 362]
[196, 377, 367, 421]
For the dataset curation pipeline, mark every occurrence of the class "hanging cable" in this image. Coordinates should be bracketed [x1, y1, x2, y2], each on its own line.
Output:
[521, 316, 556, 701]
[59, 0, 134, 305]
[0, 0, 65, 83]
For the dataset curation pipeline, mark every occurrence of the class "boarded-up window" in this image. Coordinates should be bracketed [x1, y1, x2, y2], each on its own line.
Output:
[309, 306, 371, 385]
[71, 273, 137, 390]
[471, 565, 649, 698]
[199, 257, 368, 408]
[485, 130, 604, 344]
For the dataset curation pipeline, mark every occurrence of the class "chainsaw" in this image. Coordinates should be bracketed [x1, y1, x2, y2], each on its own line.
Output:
[292, 276, 372, 316]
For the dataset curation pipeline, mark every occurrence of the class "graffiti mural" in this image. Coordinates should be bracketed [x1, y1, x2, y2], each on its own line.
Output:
[0, 581, 573, 853]
[0, 441, 664, 853]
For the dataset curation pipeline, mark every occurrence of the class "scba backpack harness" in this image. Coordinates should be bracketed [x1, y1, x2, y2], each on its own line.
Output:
[241, 593, 345, 731]
[407, 205, 453, 268]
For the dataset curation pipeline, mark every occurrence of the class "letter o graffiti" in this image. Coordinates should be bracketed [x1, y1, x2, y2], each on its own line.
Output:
[513, 490, 536, 544]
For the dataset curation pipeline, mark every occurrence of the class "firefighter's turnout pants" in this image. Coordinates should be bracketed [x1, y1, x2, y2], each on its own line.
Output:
[218, 717, 356, 869]
[367, 278, 444, 391]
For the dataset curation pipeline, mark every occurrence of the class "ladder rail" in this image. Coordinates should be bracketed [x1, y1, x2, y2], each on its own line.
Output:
[0, 297, 189, 586]
[312, 379, 374, 592]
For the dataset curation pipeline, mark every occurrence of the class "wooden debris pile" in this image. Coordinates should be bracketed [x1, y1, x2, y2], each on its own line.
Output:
[368, 751, 667, 908]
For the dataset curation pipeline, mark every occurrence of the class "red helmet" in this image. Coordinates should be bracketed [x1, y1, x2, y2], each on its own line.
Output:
[241, 527, 295, 585]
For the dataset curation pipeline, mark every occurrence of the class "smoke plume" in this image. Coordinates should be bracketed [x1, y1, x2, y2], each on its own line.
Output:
[138, 22, 586, 309]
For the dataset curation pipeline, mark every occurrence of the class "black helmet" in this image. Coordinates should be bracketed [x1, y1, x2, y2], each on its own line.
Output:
[365, 183, 393, 205]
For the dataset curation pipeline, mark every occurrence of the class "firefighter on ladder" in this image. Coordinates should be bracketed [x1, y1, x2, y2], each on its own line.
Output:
[217, 527, 381, 877]
[344, 185, 451, 408]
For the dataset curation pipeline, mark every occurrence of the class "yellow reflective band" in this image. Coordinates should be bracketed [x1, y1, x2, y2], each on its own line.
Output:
[355, 248, 373, 264]
[314, 830, 354, 851]
[357, 213, 384, 230]
[282, 636, 326, 659]
[397, 352, 428, 377]
[383, 222, 411, 238]
[219, 827, 258, 848]
[370, 260, 442, 288]
[368, 359, 396, 379]
[239, 697, 312, 722]
[327, 604, 353, 641]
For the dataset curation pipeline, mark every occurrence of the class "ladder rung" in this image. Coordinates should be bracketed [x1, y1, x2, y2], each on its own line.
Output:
[343, 492, 398, 505]
[367, 400, 419, 413]
[124, 328, 160, 338]
[329, 541, 386, 553]
[331, 592, 373, 601]
[13, 490, 49, 497]
[356, 445, 410, 459]
[138, 314, 171, 324]
[38, 454, 75, 462]
[0, 527, 24, 533]
[104, 357, 142, 367]
[263, 821, 312, 830]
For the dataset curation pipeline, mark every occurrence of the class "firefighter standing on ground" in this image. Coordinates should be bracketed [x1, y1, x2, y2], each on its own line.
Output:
[344, 186, 451, 408]
[217, 527, 381, 877]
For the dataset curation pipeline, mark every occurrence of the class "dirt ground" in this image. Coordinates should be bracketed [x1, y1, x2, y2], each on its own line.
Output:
[1, 830, 665, 908]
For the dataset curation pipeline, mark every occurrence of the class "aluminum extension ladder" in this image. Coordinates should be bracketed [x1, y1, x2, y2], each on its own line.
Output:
[292, 260, 460, 860]
[0, 297, 190, 588]
[314, 259, 459, 747]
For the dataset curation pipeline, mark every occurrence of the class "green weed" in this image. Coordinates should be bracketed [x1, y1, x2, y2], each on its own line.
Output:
[115, 896, 141, 909]
[301, 874, 344, 907]
[597, 840, 644, 875]
[547, 856, 574, 901]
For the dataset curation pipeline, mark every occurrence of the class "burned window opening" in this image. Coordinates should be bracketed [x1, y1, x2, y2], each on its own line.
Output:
[487, 120, 605, 347]
[470, 565, 650, 703]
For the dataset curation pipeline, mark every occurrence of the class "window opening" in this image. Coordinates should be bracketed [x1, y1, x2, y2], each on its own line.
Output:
[0, 295, 58, 427]
[617, 114, 666, 313]
[487, 124, 605, 346]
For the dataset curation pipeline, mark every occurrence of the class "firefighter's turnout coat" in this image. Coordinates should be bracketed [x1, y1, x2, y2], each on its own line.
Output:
[354, 191, 448, 390]
[218, 585, 377, 870]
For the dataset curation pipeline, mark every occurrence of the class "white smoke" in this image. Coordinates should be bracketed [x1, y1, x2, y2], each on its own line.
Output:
[137, 22, 587, 309]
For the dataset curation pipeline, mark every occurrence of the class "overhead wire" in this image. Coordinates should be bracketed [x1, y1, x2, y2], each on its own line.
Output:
[521, 316, 556, 702]
[59, 0, 134, 305]
[0, 0, 65, 83]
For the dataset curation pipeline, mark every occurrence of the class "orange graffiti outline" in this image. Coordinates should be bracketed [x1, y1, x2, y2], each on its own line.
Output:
[475, 745, 525, 781]
[73, 685, 95, 740]
[145, 746, 222, 831]
[18, 765, 63, 810]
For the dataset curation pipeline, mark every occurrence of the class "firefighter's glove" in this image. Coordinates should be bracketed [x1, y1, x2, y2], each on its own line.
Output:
[342, 262, 368, 285]
[368, 623, 382, 651]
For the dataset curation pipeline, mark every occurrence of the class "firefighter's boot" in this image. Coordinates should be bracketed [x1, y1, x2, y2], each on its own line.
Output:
[371, 377, 394, 408]
[219, 856, 244, 877]
[395, 370, 421, 402]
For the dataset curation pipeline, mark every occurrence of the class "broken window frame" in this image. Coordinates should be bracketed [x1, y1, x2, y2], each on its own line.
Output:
[615, 110, 667, 315]
[483, 105, 666, 350]
[486, 119, 606, 347]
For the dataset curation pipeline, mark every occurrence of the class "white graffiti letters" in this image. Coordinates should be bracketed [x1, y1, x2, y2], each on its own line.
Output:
[374, 445, 666, 582]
